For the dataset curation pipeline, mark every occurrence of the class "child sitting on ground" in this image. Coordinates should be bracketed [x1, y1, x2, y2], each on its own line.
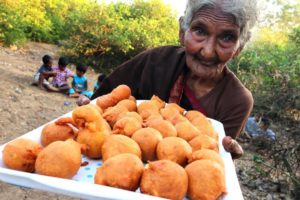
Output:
[51, 57, 74, 93]
[68, 63, 93, 98]
[33, 55, 57, 91]
[93, 73, 106, 93]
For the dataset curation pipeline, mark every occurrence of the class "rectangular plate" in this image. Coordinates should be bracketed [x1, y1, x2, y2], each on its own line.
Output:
[0, 100, 244, 200]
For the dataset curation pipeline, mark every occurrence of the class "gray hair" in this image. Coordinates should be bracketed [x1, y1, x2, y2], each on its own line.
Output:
[181, 0, 258, 48]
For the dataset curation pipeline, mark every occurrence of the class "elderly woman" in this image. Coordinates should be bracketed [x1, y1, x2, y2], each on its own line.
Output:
[82, 0, 258, 158]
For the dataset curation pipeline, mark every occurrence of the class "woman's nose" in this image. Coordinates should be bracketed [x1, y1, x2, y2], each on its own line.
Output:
[199, 37, 217, 60]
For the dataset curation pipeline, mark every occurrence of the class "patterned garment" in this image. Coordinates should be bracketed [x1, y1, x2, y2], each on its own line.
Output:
[51, 66, 73, 87]
[168, 72, 208, 116]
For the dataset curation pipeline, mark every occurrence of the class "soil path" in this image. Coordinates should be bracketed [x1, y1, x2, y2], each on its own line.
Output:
[0, 42, 99, 200]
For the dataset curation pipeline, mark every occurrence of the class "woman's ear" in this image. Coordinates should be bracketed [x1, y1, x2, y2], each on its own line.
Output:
[179, 16, 185, 46]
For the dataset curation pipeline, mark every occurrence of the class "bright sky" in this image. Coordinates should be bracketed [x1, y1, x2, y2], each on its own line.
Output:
[101, 0, 187, 18]
[162, 0, 187, 17]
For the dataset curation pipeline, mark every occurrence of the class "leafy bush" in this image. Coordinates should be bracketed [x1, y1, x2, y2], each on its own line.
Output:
[61, 0, 179, 72]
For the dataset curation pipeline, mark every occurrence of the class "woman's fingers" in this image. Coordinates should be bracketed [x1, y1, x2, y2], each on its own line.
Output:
[222, 136, 244, 159]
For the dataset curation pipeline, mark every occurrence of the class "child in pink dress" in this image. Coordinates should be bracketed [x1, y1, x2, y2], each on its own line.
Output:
[51, 57, 74, 93]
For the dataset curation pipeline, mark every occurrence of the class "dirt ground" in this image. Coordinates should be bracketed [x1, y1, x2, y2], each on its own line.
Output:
[0, 42, 98, 200]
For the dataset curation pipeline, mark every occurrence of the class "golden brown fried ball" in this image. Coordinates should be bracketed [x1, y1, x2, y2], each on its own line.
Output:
[2, 138, 42, 172]
[112, 117, 142, 137]
[186, 112, 219, 141]
[96, 94, 117, 111]
[175, 121, 202, 142]
[96, 85, 131, 110]
[160, 107, 181, 122]
[77, 128, 110, 159]
[185, 110, 204, 121]
[41, 123, 74, 146]
[165, 103, 185, 114]
[131, 128, 163, 162]
[117, 111, 143, 124]
[185, 160, 226, 200]
[146, 119, 177, 138]
[140, 160, 188, 200]
[35, 139, 81, 179]
[102, 105, 129, 127]
[110, 84, 131, 101]
[128, 95, 136, 102]
[89, 104, 103, 115]
[101, 135, 141, 161]
[94, 153, 143, 191]
[117, 99, 137, 112]
[150, 95, 166, 109]
[188, 149, 224, 168]
[57, 104, 111, 159]
[144, 114, 164, 124]
[137, 101, 160, 120]
[170, 114, 189, 125]
[156, 137, 192, 166]
[189, 134, 219, 153]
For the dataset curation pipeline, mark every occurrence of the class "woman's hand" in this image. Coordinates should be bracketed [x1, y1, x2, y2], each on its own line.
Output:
[77, 95, 90, 106]
[222, 136, 244, 159]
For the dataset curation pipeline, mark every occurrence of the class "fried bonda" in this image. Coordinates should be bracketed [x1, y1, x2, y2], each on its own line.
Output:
[144, 113, 164, 124]
[41, 123, 74, 146]
[102, 105, 129, 127]
[185, 160, 226, 200]
[117, 111, 143, 124]
[175, 121, 202, 142]
[128, 95, 136, 102]
[160, 107, 181, 122]
[185, 110, 204, 121]
[131, 128, 163, 162]
[137, 101, 160, 120]
[117, 99, 137, 112]
[156, 137, 192, 166]
[189, 134, 219, 152]
[35, 139, 81, 179]
[140, 160, 188, 200]
[188, 149, 224, 168]
[56, 104, 110, 159]
[146, 118, 177, 138]
[94, 153, 143, 191]
[165, 103, 185, 114]
[101, 134, 141, 161]
[96, 84, 131, 110]
[150, 95, 165, 109]
[3, 138, 42, 172]
[186, 111, 219, 140]
[112, 117, 142, 137]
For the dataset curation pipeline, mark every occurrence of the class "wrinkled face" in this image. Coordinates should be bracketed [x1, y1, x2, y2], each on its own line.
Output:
[183, 7, 241, 79]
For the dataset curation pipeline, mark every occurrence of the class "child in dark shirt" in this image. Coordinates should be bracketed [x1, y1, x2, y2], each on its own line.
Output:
[33, 55, 57, 90]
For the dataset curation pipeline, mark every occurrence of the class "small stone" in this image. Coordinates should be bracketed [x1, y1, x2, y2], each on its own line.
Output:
[266, 193, 273, 200]
[15, 87, 22, 94]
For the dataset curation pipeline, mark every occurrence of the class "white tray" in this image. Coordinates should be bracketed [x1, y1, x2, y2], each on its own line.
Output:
[0, 100, 244, 200]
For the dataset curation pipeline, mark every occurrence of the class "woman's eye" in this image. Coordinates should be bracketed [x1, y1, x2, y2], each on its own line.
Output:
[221, 34, 236, 42]
[194, 27, 206, 36]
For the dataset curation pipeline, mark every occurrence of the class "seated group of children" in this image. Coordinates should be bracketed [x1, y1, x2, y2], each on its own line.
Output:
[33, 55, 106, 99]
